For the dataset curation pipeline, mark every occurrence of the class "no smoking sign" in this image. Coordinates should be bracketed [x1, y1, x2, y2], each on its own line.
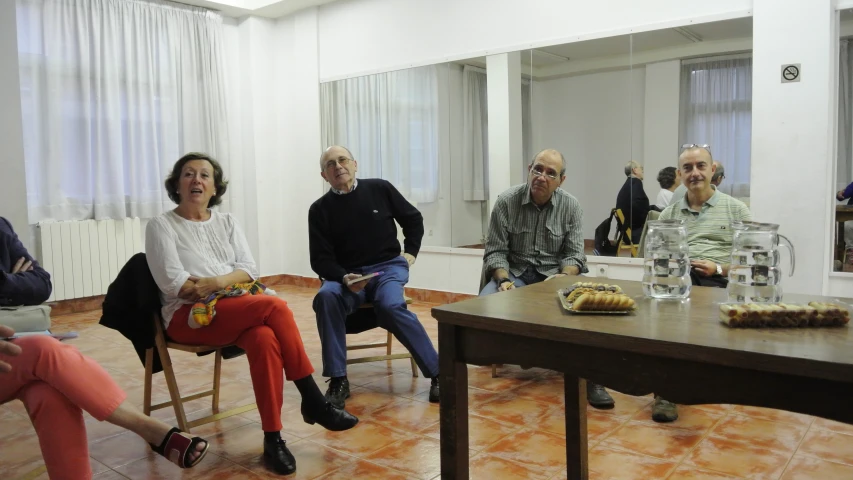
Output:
[781, 64, 801, 83]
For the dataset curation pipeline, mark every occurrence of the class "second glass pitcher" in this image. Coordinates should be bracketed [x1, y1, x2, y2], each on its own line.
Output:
[727, 221, 795, 303]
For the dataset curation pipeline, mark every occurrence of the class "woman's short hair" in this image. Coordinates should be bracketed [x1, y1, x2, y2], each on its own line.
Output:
[657, 166, 677, 189]
[165, 153, 228, 207]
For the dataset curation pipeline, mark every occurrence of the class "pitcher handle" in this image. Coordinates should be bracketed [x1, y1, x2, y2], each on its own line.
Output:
[779, 234, 795, 276]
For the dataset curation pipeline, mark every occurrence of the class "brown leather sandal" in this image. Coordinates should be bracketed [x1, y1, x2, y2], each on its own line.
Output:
[150, 427, 209, 468]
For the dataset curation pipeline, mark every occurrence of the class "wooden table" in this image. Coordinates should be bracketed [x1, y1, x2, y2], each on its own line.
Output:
[432, 276, 853, 479]
[835, 205, 853, 268]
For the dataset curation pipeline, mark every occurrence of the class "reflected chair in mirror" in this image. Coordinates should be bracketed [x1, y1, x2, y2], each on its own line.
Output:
[636, 210, 661, 258]
[344, 296, 418, 376]
[614, 208, 639, 257]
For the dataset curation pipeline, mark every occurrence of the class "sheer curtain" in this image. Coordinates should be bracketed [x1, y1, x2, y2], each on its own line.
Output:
[16, 0, 229, 222]
[461, 67, 533, 201]
[679, 55, 752, 198]
[839, 40, 853, 190]
[320, 66, 440, 204]
[462, 66, 488, 201]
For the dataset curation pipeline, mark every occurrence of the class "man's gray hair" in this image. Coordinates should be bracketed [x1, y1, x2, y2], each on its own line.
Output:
[624, 161, 641, 177]
[319, 145, 355, 170]
[711, 162, 725, 183]
[530, 149, 567, 176]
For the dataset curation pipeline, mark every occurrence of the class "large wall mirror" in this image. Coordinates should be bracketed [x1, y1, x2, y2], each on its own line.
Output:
[317, 16, 754, 256]
[834, 8, 853, 273]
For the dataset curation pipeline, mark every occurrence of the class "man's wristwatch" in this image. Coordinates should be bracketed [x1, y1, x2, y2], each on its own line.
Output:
[715, 263, 723, 276]
[495, 277, 510, 285]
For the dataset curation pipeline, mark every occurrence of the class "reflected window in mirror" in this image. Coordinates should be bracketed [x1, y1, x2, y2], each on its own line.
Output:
[679, 55, 752, 203]
[834, 21, 853, 271]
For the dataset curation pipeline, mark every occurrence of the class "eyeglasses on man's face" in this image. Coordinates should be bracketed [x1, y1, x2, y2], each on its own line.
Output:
[530, 164, 560, 180]
[324, 156, 352, 171]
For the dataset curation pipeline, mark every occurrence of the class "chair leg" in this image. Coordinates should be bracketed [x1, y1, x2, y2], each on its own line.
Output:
[155, 341, 190, 433]
[492, 364, 498, 378]
[410, 357, 418, 378]
[143, 348, 153, 416]
[385, 331, 393, 356]
[212, 349, 223, 412]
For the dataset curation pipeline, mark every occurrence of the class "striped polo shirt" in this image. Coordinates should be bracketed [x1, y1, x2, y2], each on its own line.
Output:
[658, 188, 752, 265]
[483, 184, 587, 277]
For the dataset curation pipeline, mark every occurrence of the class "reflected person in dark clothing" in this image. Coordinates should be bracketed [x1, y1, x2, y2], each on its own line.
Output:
[614, 161, 650, 245]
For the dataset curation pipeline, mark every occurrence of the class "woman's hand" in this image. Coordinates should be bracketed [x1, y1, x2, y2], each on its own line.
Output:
[0, 325, 22, 373]
[192, 277, 225, 299]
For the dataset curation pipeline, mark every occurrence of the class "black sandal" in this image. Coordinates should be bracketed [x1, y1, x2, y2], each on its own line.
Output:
[150, 427, 209, 468]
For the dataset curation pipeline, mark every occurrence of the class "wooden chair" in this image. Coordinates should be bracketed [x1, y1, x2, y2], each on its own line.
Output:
[344, 297, 418, 376]
[614, 209, 638, 257]
[143, 315, 257, 433]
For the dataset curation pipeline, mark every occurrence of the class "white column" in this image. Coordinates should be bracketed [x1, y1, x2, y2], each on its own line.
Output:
[486, 52, 523, 213]
[0, 1, 31, 249]
[643, 60, 681, 194]
[751, 0, 835, 295]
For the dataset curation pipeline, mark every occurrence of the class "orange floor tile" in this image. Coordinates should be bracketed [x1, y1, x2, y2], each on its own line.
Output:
[2, 284, 853, 479]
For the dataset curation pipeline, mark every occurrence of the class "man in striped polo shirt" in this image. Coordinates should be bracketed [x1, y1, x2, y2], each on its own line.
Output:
[655, 145, 751, 422]
[479, 149, 615, 408]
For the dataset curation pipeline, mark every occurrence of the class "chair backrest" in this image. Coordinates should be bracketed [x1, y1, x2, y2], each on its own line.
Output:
[636, 210, 661, 258]
[613, 208, 634, 250]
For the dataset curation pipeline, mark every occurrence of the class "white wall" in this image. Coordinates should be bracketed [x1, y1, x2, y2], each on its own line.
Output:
[751, 0, 836, 296]
[0, 1, 31, 251]
[317, 0, 753, 81]
[533, 67, 647, 240]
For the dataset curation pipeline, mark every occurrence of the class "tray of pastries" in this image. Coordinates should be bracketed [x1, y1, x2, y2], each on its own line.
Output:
[558, 282, 636, 314]
[719, 302, 851, 328]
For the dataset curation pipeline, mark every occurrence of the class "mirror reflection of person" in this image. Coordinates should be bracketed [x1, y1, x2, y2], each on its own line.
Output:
[480, 149, 614, 409]
[654, 166, 680, 210]
[657, 146, 751, 423]
[615, 161, 649, 244]
[836, 181, 853, 264]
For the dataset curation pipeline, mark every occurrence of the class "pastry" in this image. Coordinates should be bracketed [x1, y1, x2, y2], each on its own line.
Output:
[719, 302, 850, 328]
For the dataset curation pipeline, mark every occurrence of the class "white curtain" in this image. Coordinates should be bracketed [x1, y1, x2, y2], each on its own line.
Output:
[320, 66, 440, 204]
[679, 55, 752, 198]
[838, 40, 853, 190]
[462, 66, 488, 201]
[17, 0, 229, 222]
[461, 67, 533, 201]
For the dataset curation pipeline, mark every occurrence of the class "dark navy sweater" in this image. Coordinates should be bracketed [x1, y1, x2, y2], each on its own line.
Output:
[0, 217, 52, 305]
[308, 179, 424, 284]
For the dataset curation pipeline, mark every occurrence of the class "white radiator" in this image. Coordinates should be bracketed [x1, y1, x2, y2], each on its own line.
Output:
[37, 218, 144, 301]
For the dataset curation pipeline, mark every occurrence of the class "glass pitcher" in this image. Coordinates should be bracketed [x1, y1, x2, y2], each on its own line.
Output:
[642, 220, 691, 299]
[727, 221, 795, 303]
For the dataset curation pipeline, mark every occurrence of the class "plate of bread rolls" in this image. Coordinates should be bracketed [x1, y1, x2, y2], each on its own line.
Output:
[719, 302, 851, 328]
[558, 282, 637, 314]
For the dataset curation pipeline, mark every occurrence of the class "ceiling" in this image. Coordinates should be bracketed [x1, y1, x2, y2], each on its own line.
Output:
[170, 0, 338, 18]
[463, 17, 754, 69]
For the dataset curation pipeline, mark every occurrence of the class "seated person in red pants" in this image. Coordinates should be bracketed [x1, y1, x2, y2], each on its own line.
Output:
[146, 153, 358, 476]
[0, 326, 209, 478]
[309, 146, 440, 409]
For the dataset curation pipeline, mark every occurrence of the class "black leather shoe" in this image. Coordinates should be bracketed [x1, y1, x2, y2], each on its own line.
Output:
[586, 382, 615, 409]
[429, 376, 440, 403]
[263, 437, 296, 475]
[302, 401, 359, 431]
[324, 376, 350, 409]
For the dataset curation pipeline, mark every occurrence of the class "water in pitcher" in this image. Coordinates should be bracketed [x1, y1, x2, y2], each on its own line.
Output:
[726, 221, 794, 303]
[642, 220, 691, 299]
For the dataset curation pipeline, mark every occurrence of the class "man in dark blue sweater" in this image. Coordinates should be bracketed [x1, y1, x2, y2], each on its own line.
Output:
[309, 146, 439, 408]
[0, 217, 52, 306]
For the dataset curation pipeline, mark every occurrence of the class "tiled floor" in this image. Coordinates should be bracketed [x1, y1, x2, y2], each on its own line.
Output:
[3, 285, 853, 479]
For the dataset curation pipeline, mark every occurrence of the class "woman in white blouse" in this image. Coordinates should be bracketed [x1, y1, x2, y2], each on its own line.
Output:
[146, 153, 357, 476]
[655, 166, 679, 209]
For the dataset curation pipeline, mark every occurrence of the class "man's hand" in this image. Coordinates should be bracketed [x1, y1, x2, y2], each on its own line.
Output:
[839, 190, 846, 201]
[690, 259, 717, 277]
[497, 280, 515, 292]
[343, 273, 369, 293]
[402, 253, 416, 266]
[0, 325, 22, 373]
[11, 257, 33, 274]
